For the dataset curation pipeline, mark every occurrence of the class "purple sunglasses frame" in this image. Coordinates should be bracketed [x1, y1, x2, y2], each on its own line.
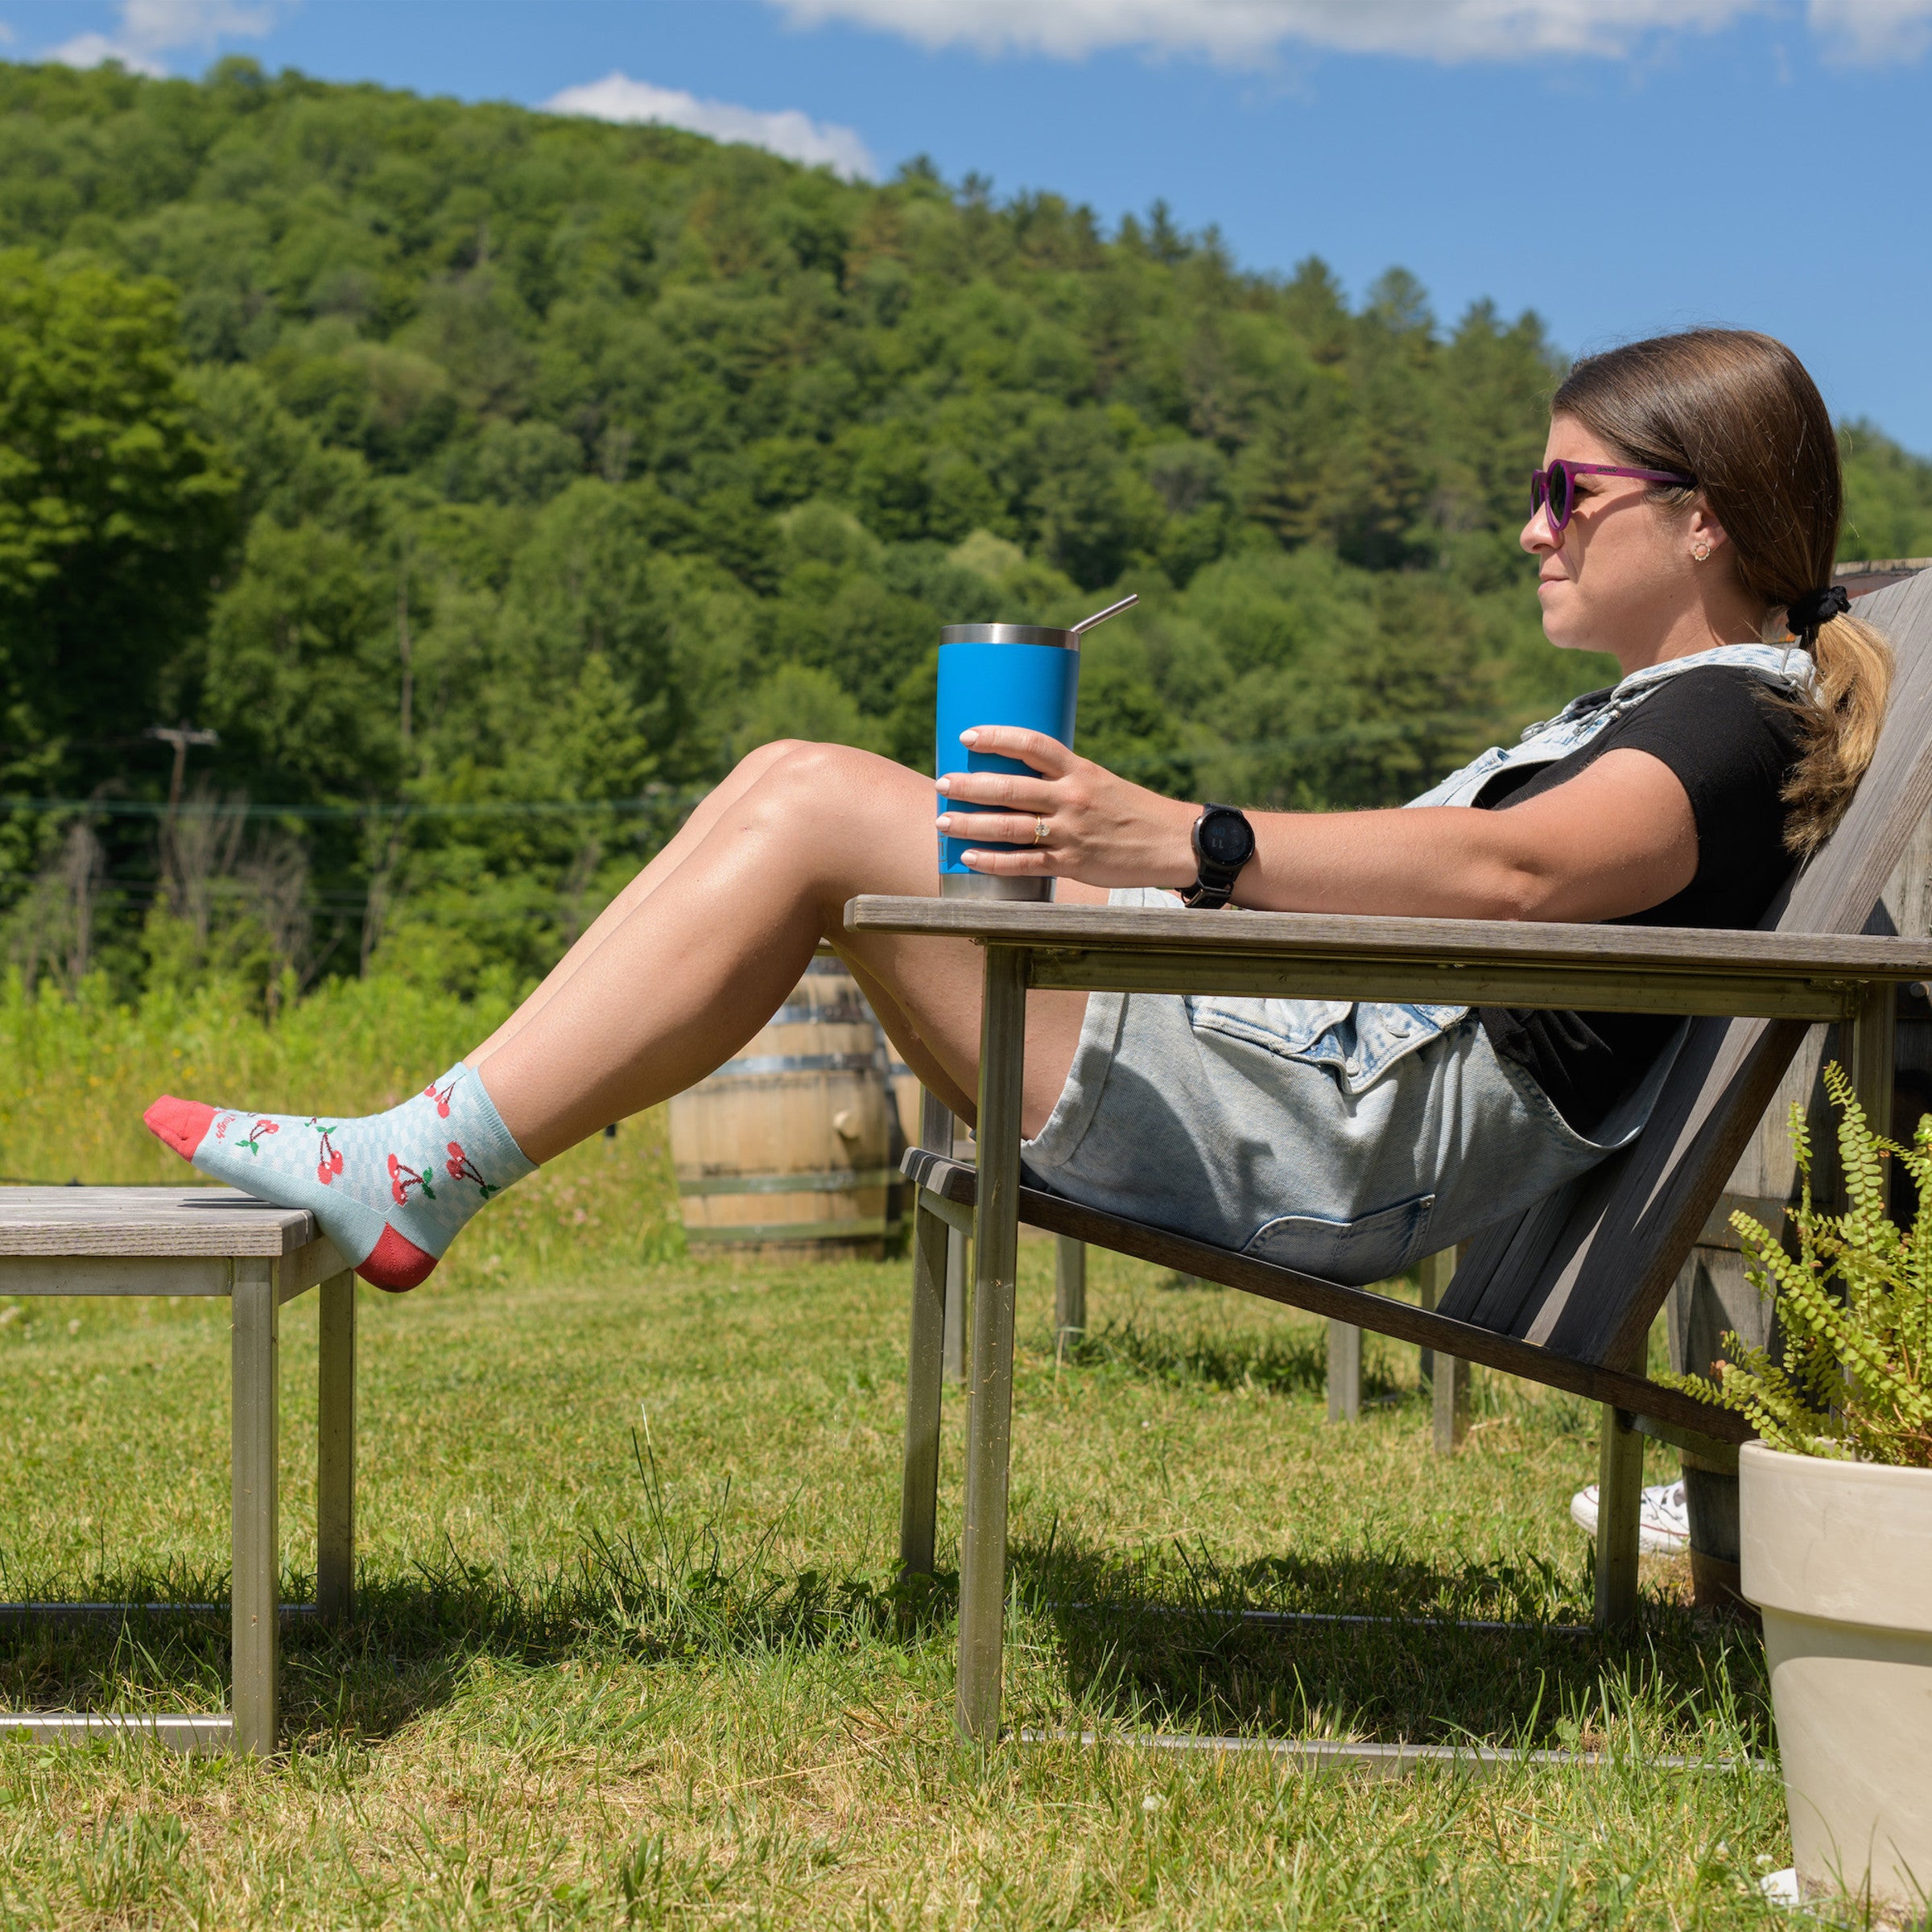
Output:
[1530, 459, 1695, 535]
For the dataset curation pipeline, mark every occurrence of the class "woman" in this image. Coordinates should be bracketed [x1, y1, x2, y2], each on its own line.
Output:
[143, 328, 1891, 1292]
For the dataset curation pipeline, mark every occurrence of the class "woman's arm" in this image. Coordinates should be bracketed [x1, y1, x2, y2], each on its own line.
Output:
[936, 729, 1698, 923]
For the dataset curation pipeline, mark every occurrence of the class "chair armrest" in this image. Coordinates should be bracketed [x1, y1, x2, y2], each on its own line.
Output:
[844, 895, 1932, 1019]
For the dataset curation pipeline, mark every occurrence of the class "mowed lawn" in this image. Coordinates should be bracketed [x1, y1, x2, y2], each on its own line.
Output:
[0, 1129, 1786, 1928]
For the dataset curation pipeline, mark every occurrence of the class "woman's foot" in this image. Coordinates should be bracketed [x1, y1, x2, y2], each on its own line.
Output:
[142, 1064, 534, 1290]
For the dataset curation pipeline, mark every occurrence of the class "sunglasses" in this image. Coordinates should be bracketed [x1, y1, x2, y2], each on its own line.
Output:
[1530, 460, 1695, 535]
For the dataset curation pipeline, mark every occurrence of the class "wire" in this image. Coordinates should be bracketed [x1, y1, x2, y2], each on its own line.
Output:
[0, 797, 671, 821]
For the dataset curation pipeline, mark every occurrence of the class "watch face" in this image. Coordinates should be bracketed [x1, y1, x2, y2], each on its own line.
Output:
[1198, 811, 1253, 865]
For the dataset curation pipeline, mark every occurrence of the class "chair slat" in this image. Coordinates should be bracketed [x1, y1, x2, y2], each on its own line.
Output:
[1441, 568, 1932, 1363]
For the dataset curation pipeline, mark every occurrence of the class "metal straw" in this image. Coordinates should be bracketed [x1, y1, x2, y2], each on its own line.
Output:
[1068, 592, 1139, 638]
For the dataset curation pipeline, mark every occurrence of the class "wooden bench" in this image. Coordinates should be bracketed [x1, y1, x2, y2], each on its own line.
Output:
[0, 1189, 354, 1755]
[853, 563, 1932, 1745]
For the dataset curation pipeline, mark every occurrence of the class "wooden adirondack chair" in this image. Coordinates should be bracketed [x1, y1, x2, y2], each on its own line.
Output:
[849, 564, 1932, 1745]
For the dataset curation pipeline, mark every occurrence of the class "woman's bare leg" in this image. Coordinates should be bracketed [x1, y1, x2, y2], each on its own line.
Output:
[467, 742, 1101, 1162]
[471, 737, 807, 1062]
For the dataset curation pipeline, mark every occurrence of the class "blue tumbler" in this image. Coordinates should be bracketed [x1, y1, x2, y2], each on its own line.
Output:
[934, 597, 1136, 901]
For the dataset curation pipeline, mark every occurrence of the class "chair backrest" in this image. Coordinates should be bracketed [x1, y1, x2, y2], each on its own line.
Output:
[1440, 567, 1932, 1368]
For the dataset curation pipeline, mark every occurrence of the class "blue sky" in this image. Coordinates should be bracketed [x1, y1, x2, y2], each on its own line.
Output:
[9, 0, 1932, 453]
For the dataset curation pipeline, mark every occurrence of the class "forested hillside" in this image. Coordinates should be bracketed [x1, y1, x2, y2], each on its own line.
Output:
[4, 56, 1930, 1005]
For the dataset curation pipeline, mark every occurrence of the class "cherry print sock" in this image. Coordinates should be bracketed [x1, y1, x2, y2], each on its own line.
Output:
[142, 1063, 535, 1291]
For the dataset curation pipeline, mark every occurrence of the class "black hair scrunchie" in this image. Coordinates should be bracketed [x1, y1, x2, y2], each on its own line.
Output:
[1785, 583, 1852, 642]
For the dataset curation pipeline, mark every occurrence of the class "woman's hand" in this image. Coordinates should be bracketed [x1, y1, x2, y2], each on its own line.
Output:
[935, 726, 1199, 889]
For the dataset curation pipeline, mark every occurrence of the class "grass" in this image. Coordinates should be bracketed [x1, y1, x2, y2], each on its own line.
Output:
[0, 1229, 1798, 1926]
[0, 979, 1798, 1926]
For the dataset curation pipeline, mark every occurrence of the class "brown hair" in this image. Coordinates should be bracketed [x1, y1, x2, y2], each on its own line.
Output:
[1553, 328, 1891, 857]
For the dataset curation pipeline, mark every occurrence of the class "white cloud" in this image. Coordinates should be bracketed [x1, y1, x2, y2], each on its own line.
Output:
[768, 0, 1932, 63]
[543, 72, 877, 180]
[47, 0, 271, 75]
[1808, 0, 1932, 58]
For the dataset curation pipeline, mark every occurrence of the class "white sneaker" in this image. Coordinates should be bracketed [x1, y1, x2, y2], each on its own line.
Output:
[1569, 1479, 1690, 1554]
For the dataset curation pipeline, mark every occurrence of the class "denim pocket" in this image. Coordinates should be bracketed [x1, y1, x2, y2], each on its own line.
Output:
[1242, 1191, 1437, 1287]
[1189, 998, 1464, 1092]
[1185, 996, 1352, 1059]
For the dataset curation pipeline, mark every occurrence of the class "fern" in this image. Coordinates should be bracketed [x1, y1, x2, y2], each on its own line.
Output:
[1664, 1063, 1932, 1468]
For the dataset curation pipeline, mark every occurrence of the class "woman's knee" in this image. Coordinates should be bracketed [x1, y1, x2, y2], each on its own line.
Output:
[729, 737, 807, 787]
[759, 739, 916, 808]
[740, 741, 929, 865]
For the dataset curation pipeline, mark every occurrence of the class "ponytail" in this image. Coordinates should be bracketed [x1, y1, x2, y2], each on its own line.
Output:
[1781, 605, 1893, 857]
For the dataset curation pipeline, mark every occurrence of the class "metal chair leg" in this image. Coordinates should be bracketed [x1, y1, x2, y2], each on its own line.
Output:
[943, 1226, 967, 1384]
[1594, 1405, 1644, 1631]
[957, 944, 1028, 1745]
[1326, 1321, 1362, 1422]
[316, 1270, 356, 1624]
[231, 1260, 279, 1755]
[1418, 1245, 1470, 1452]
[899, 1199, 948, 1577]
[1431, 1354, 1470, 1453]
[1054, 1236, 1085, 1352]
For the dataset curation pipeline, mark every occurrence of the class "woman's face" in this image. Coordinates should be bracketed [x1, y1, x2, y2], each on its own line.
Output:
[1520, 412, 1736, 671]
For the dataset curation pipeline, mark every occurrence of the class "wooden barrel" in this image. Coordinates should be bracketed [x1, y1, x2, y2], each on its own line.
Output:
[670, 956, 899, 1256]
[887, 1055, 922, 1153]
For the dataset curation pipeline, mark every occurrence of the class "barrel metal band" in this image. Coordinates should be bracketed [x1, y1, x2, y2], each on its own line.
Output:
[682, 1217, 894, 1243]
[713, 1052, 879, 1077]
[767, 1000, 873, 1027]
[678, 1168, 899, 1197]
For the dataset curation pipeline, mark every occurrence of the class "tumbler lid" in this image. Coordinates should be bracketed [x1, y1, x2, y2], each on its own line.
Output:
[939, 595, 1136, 650]
[939, 622, 1079, 648]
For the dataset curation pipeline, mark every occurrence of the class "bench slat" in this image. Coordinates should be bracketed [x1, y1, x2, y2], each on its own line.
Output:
[0, 1188, 316, 1258]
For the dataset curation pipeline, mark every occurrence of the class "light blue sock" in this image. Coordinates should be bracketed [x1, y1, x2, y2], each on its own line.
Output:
[144, 1063, 535, 1290]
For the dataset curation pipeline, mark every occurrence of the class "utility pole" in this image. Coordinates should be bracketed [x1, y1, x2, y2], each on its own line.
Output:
[147, 722, 220, 812]
[147, 721, 220, 902]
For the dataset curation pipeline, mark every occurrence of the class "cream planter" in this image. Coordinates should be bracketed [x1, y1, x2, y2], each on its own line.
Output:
[1740, 1441, 1932, 1912]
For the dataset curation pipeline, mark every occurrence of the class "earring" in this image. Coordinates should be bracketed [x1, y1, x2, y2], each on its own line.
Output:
[1692, 542, 1711, 561]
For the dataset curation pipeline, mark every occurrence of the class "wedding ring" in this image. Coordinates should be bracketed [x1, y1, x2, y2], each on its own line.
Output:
[1033, 816, 1050, 846]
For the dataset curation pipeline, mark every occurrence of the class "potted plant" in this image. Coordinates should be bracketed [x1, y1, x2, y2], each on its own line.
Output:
[1670, 1064, 1932, 1916]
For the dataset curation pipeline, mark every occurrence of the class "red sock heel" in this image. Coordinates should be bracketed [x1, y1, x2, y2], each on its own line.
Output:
[357, 1224, 439, 1292]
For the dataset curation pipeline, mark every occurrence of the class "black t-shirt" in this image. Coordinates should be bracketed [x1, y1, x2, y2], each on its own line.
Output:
[1474, 667, 1806, 1135]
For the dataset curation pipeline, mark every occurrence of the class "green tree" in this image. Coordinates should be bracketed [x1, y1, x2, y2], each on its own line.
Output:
[0, 252, 235, 798]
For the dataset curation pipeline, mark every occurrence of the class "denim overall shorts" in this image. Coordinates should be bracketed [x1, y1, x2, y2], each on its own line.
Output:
[1021, 643, 1813, 1286]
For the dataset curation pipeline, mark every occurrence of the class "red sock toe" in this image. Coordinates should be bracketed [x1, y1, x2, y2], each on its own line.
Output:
[357, 1224, 439, 1293]
[143, 1096, 217, 1162]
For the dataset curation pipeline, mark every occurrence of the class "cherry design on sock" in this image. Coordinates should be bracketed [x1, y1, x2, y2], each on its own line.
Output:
[237, 1117, 279, 1156]
[444, 1141, 501, 1200]
[424, 1073, 461, 1119]
[310, 1121, 344, 1186]
[387, 1154, 436, 1206]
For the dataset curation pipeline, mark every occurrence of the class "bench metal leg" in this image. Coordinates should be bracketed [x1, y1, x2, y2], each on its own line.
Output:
[1054, 1236, 1086, 1352]
[899, 1196, 948, 1577]
[1326, 1322, 1361, 1422]
[231, 1260, 279, 1756]
[316, 1269, 356, 1624]
[1594, 1405, 1643, 1631]
[958, 943, 1028, 1745]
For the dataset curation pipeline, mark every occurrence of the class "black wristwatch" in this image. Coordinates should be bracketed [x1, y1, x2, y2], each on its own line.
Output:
[1182, 803, 1256, 909]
